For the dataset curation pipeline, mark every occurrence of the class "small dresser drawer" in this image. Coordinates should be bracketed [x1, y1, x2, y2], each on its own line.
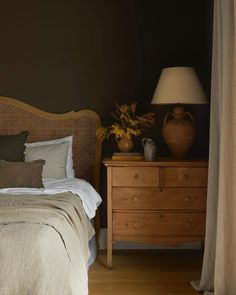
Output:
[112, 167, 159, 187]
[112, 187, 207, 210]
[113, 212, 206, 237]
[164, 167, 208, 187]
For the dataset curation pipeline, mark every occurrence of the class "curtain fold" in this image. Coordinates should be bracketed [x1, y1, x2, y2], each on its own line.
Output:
[192, 0, 236, 294]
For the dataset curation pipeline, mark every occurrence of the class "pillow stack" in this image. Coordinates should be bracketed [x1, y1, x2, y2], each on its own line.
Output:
[0, 131, 45, 188]
[0, 132, 74, 189]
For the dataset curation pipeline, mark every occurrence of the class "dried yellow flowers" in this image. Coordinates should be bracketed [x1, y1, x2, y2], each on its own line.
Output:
[96, 101, 155, 141]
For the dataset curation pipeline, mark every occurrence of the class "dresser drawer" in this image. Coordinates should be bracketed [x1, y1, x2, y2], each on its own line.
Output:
[112, 167, 159, 187]
[113, 212, 205, 237]
[112, 187, 207, 210]
[164, 167, 208, 187]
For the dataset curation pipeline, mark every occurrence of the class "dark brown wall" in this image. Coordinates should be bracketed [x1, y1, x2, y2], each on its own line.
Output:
[0, 0, 213, 226]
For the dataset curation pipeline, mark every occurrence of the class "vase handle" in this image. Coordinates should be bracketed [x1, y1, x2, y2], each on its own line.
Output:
[184, 112, 194, 122]
[142, 137, 148, 146]
[163, 112, 173, 125]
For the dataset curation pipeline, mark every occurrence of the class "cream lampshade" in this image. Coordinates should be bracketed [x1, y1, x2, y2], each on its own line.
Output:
[151, 67, 207, 159]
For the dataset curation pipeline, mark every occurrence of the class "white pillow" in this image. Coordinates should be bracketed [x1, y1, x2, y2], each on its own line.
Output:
[25, 141, 69, 179]
[25, 136, 75, 178]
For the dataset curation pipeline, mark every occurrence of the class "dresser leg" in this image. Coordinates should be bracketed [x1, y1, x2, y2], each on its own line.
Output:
[107, 165, 113, 269]
[107, 240, 113, 269]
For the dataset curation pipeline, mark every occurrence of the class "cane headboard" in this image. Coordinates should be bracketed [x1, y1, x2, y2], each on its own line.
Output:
[0, 96, 102, 192]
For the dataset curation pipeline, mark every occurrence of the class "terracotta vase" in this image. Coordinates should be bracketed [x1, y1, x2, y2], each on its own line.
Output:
[117, 136, 134, 152]
[162, 106, 195, 159]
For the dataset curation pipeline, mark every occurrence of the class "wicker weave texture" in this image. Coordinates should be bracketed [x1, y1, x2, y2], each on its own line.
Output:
[0, 97, 101, 190]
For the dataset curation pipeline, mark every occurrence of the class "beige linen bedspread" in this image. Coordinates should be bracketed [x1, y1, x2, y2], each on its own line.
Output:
[0, 192, 94, 295]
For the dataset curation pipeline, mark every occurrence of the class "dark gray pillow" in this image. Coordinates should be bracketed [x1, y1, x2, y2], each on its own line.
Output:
[0, 159, 45, 188]
[0, 131, 29, 161]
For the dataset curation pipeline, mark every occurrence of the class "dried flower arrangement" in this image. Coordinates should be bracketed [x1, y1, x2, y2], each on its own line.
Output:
[96, 101, 155, 142]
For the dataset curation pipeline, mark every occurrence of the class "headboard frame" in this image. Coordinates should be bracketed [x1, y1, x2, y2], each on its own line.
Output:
[0, 96, 102, 192]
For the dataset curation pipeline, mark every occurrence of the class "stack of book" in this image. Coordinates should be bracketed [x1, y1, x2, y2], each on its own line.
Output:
[112, 152, 144, 161]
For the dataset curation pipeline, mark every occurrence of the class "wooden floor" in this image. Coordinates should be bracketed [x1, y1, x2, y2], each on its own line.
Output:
[88, 250, 203, 295]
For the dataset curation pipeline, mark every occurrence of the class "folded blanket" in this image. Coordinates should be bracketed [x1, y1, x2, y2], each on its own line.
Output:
[0, 192, 94, 295]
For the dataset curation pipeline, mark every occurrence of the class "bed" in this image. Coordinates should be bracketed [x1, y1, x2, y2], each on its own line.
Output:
[0, 96, 102, 295]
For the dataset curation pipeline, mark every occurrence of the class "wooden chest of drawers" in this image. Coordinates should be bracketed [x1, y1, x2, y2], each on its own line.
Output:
[103, 159, 208, 268]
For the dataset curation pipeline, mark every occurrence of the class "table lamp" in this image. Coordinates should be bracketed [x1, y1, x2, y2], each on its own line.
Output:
[151, 67, 208, 159]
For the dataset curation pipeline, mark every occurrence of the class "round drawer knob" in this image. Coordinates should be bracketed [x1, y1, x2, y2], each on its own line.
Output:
[132, 196, 139, 202]
[183, 174, 189, 180]
[133, 221, 139, 228]
[134, 174, 139, 179]
[184, 196, 191, 202]
[185, 221, 192, 228]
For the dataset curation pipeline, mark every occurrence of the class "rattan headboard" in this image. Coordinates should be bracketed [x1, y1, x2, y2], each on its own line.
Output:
[0, 96, 102, 192]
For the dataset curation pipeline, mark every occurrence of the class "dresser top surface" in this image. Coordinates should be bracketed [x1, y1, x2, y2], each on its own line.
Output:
[103, 158, 208, 167]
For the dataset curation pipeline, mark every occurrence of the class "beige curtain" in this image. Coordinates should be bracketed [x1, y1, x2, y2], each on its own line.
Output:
[192, 0, 236, 294]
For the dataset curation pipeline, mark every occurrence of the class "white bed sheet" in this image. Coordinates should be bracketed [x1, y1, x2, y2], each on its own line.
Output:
[0, 178, 102, 219]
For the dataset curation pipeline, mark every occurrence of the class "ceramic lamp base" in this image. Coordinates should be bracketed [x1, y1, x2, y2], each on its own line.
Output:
[162, 106, 195, 159]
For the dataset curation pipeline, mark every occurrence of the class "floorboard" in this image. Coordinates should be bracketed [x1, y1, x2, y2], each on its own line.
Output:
[88, 250, 203, 295]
